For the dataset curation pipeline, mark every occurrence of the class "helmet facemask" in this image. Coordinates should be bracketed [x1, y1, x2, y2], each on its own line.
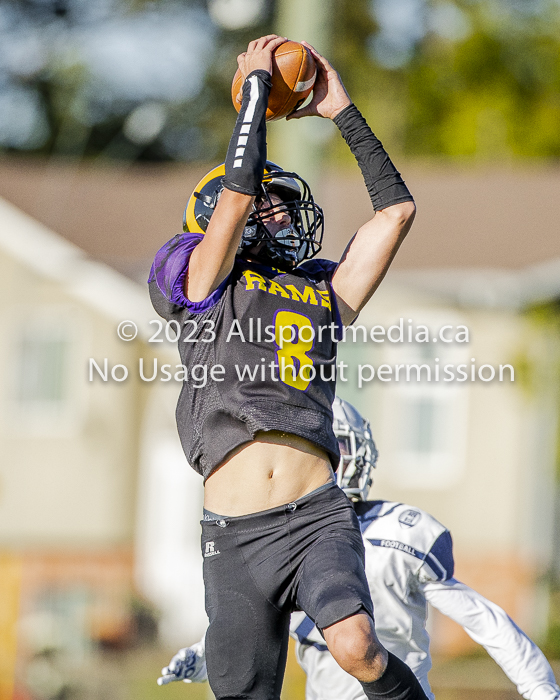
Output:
[332, 398, 378, 502]
[240, 170, 324, 269]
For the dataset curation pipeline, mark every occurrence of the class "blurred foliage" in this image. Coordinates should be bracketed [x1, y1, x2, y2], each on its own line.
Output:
[509, 301, 560, 399]
[543, 578, 560, 659]
[0, 0, 559, 163]
[531, 301, 560, 657]
[0, 0, 272, 162]
[330, 0, 560, 162]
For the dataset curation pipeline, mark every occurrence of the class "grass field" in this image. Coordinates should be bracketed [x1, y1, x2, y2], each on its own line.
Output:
[30, 643, 558, 700]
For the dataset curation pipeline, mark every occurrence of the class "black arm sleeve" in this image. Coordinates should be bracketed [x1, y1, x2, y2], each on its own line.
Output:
[333, 103, 414, 211]
[360, 652, 429, 700]
[222, 69, 272, 197]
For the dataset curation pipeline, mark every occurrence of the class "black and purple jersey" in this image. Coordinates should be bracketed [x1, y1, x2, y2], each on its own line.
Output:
[148, 232, 343, 480]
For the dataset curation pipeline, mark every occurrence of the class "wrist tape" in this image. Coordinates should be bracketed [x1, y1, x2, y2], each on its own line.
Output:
[334, 104, 414, 211]
[223, 69, 272, 197]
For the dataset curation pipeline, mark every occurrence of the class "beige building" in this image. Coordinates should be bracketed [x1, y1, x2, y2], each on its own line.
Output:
[328, 164, 560, 654]
[338, 277, 560, 654]
[0, 195, 205, 700]
[0, 157, 558, 698]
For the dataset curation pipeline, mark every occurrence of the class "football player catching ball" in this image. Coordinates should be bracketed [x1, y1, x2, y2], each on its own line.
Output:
[159, 399, 560, 700]
[149, 35, 419, 700]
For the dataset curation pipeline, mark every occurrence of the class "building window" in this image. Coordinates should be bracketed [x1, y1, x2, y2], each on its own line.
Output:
[382, 313, 470, 490]
[403, 396, 441, 455]
[8, 312, 78, 431]
[17, 334, 68, 405]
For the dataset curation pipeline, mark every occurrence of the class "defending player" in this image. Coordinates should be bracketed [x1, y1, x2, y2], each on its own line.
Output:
[149, 35, 420, 700]
[159, 399, 560, 700]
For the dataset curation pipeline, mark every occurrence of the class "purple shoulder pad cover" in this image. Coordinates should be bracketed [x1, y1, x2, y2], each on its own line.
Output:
[149, 232, 227, 312]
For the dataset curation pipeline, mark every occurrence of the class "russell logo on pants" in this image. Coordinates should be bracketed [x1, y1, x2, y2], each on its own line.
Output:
[204, 541, 221, 558]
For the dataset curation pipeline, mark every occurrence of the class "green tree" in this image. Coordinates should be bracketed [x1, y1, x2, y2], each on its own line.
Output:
[1, 0, 559, 163]
[328, 0, 560, 163]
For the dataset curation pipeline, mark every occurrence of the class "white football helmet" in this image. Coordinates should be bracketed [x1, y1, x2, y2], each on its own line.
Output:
[333, 397, 378, 502]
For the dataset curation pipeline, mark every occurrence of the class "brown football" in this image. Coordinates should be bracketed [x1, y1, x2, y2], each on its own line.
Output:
[231, 40, 317, 122]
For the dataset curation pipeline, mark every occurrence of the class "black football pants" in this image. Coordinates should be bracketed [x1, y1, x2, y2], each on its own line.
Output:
[201, 483, 374, 700]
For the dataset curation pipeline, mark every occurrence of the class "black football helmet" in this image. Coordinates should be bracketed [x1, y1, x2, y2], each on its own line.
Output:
[183, 161, 324, 269]
[332, 397, 378, 502]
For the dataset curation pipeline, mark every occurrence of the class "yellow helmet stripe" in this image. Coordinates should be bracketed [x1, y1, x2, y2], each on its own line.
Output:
[184, 163, 226, 234]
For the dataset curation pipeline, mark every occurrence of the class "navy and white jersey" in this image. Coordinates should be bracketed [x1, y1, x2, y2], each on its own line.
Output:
[291, 501, 560, 700]
[149, 233, 342, 479]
